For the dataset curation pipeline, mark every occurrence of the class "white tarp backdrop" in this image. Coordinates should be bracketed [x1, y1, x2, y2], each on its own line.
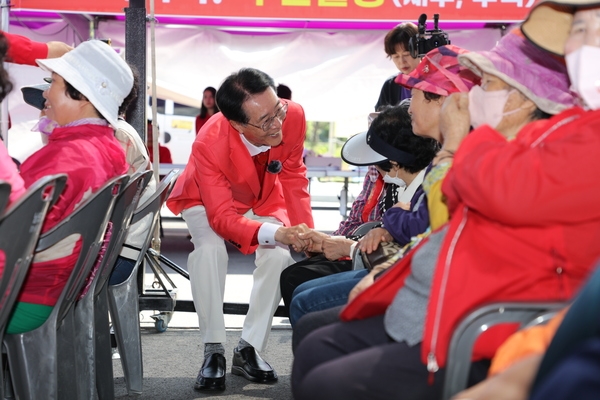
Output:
[4, 19, 506, 163]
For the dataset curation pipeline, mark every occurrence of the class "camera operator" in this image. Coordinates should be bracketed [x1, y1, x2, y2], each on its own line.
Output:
[374, 22, 420, 111]
[375, 15, 451, 112]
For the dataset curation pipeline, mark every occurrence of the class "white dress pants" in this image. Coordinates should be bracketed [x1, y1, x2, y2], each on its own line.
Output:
[181, 205, 295, 352]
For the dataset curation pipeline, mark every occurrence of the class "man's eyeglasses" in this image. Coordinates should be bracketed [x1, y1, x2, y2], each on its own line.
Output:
[246, 102, 288, 133]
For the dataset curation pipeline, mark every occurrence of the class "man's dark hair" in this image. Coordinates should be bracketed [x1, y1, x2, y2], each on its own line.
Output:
[0, 33, 13, 103]
[216, 68, 276, 124]
[373, 104, 439, 174]
[384, 23, 418, 58]
[277, 84, 292, 100]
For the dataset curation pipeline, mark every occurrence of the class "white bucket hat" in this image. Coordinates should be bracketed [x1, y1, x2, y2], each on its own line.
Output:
[36, 40, 133, 128]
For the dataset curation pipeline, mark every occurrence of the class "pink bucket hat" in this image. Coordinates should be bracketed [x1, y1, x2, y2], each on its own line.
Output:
[458, 28, 576, 115]
[395, 44, 480, 96]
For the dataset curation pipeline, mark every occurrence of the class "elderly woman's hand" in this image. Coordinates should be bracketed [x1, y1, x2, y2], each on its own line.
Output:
[440, 92, 471, 151]
[321, 236, 355, 260]
[357, 227, 393, 254]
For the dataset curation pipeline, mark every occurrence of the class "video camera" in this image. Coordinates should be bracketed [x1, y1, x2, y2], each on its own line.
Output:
[408, 14, 451, 58]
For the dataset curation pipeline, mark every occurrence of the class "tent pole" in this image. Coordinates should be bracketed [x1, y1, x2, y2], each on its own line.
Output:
[124, 0, 147, 143]
[0, 0, 9, 144]
[148, 0, 162, 254]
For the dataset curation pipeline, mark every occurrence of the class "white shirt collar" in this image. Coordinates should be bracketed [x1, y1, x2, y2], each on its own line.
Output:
[397, 168, 426, 203]
[240, 133, 270, 156]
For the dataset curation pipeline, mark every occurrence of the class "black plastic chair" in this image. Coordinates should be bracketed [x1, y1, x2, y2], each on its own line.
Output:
[3, 174, 127, 400]
[57, 170, 152, 400]
[0, 181, 11, 213]
[89, 170, 152, 399]
[0, 175, 66, 399]
[107, 169, 179, 395]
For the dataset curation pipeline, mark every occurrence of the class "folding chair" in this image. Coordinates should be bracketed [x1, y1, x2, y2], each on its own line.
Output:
[441, 301, 567, 400]
[0, 175, 66, 399]
[3, 174, 127, 400]
[107, 169, 179, 395]
[64, 171, 152, 400]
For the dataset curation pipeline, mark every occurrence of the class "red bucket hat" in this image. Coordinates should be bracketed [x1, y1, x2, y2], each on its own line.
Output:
[395, 44, 480, 96]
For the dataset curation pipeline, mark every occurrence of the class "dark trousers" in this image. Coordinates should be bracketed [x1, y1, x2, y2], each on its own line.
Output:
[292, 305, 343, 354]
[292, 314, 489, 400]
[279, 254, 352, 316]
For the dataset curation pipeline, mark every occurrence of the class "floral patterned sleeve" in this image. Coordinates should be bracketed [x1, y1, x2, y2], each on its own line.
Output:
[333, 165, 380, 236]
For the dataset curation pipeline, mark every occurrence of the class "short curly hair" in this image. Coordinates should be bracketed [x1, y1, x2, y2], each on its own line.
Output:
[372, 104, 439, 174]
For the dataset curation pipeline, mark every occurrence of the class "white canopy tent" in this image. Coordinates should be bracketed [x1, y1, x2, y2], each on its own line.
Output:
[4, 18, 506, 163]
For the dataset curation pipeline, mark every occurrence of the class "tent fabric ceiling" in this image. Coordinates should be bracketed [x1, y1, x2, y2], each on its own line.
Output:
[5, 17, 504, 139]
[98, 19, 502, 136]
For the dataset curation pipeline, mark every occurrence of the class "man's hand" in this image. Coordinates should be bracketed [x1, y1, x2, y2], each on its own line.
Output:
[439, 92, 471, 153]
[320, 236, 355, 260]
[357, 227, 392, 254]
[275, 224, 312, 252]
[46, 41, 73, 59]
[298, 230, 331, 253]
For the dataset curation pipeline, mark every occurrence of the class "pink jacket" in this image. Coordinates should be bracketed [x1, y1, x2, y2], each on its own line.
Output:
[17, 124, 127, 306]
[167, 100, 314, 254]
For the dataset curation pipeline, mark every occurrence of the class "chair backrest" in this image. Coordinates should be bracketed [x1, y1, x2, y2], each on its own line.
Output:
[0, 174, 67, 335]
[441, 301, 567, 400]
[0, 181, 11, 212]
[127, 169, 179, 274]
[92, 170, 154, 296]
[35, 174, 129, 324]
[349, 221, 381, 238]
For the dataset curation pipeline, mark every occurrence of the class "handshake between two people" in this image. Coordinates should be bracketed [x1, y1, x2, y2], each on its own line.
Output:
[275, 224, 393, 260]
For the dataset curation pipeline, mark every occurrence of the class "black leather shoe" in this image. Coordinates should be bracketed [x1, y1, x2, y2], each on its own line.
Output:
[194, 353, 226, 391]
[231, 346, 278, 383]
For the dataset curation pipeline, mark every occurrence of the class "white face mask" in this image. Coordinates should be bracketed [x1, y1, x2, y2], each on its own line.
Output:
[382, 170, 406, 187]
[468, 85, 520, 129]
[566, 45, 600, 110]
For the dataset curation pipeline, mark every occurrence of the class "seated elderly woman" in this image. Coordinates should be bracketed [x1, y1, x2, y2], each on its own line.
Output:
[6, 40, 131, 334]
[291, 27, 594, 400]
[451, 1, 600, 399]
[290, 44, 480, 351]
[284, 102, 439, 325]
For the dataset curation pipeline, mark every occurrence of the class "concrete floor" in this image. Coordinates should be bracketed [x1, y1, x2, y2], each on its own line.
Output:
[113, 203, 346, 399]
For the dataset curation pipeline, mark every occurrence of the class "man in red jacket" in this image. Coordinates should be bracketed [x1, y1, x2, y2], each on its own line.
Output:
[167, 68, 313, 391]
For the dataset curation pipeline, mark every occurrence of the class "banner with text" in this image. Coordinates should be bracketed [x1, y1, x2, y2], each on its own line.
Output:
[13, 0, 533, 22]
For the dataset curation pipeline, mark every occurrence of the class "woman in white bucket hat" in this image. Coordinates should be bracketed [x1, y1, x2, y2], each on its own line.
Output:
[6, 40, 131, 334]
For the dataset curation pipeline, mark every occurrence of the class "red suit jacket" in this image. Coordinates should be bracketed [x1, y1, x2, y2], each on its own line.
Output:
[4, 31, 48, 66]
[167, 99, 314, 254]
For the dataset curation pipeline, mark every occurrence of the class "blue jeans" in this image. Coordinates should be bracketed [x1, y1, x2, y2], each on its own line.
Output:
[289, 269, 368, 326]
[109, 256, 136, 286]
